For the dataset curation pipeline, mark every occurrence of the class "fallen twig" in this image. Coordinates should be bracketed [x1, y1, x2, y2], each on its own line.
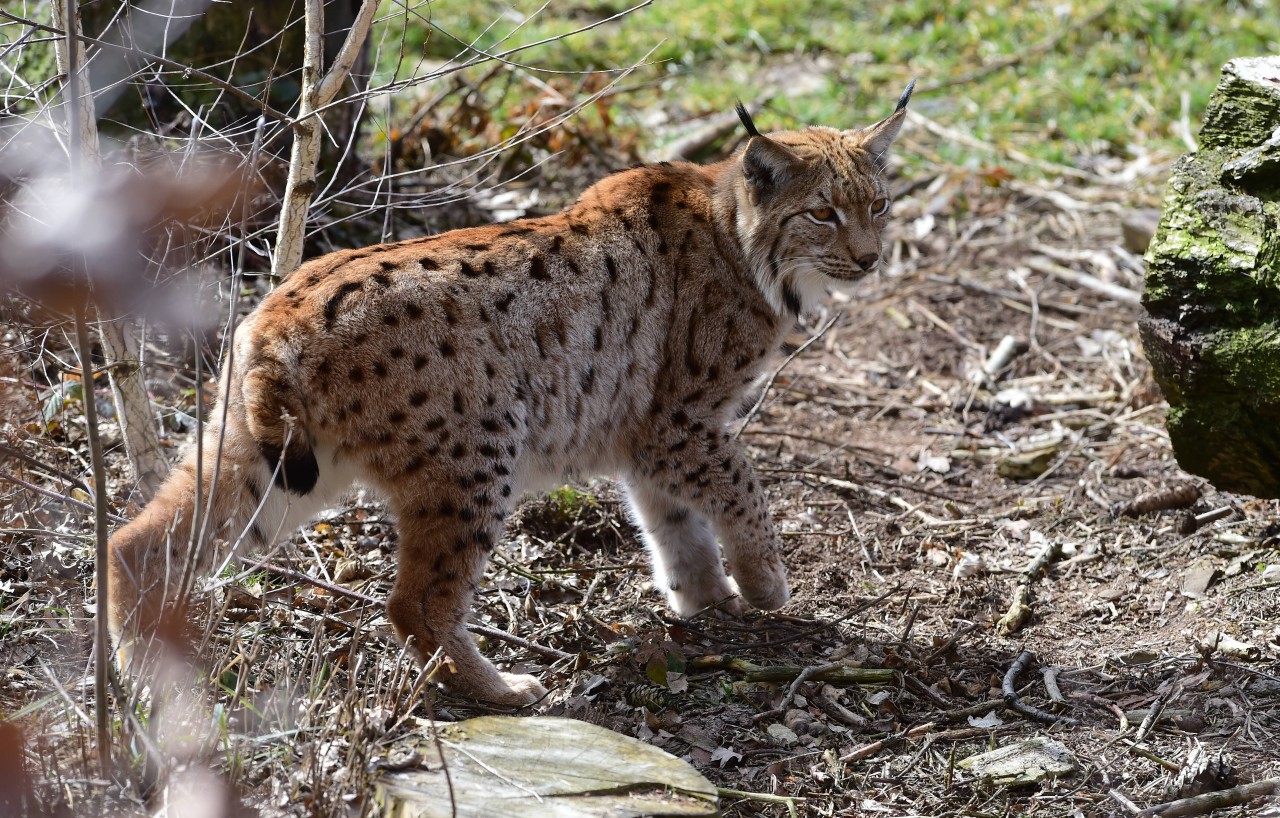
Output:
[841, 722, 935, 763]
[925, 622, 979, 664]
[752, 661, 843, 723]
[995, 585, 1031, 636]
[924, 274, 1092, 316]
[238, 557, 383, 605]
[840, 721, 1021, 765]
[1001, 650, 1077, 727]
[1023, 539, 1066, 581]
[906, 109, 1104, 183]
[811, 686, 867, 729]
[1176, 506, 1233, 535]
[928, 724, 1022, 743]
[1123, 739, 1181, 774]
[931, 699, 1004, 724]
[1109, 789, 1142, 815]
[0, 442, 93, 495]
[1070, 690, 1128, 729]
[1041, 666, 1065, 705]
[0, 471, 127, 524]
[688, 655, 895, 686]
[996, 536, 1065, 636]
[905, 674, 952, 708]
[918, 3, 1112, 94]
[764, 466, 967, 505]
[1134, 680, 1182, 743]
[1134, 778, 1280, 818]
[468, 623, 574, 663]
[972, 334, 1028, 386]
[717, 787, 802, 818]
[1025, 256, 1141, 304]
[659, 100, 769, 161]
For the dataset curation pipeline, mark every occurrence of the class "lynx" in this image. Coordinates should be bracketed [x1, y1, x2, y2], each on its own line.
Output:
[108, 83, 914, 706]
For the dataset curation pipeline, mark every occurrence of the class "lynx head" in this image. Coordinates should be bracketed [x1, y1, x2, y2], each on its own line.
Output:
[730, 81, 914, 316]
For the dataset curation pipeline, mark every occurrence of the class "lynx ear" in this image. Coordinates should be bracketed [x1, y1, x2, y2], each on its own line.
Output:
[856, 79, 915, 166]
[737, 106, 803, 202]
[741, 136, 802, 201]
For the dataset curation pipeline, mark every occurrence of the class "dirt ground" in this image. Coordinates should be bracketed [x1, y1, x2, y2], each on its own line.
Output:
[3, 146, 1280, 818]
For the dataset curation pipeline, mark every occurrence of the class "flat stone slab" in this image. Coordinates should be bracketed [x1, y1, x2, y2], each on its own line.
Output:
[375, 716, 719, 817]
[957, 737, 1077, 786]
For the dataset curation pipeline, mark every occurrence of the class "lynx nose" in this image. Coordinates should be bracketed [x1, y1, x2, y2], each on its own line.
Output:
[856, 253, 880, 271]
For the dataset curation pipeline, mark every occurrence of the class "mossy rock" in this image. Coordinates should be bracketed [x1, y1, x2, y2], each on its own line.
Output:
[1140, 56, 1280, 497]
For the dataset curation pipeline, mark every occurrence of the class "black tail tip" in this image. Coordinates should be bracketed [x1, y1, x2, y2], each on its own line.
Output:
[895, 79, 917, 113]
[735, 101, 762, 138]
[261, 444, 319, 496]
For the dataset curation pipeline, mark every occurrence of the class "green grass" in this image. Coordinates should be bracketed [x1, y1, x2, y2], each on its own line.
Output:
[547, 484, 598, 519]
[377, 0, 1280, 166]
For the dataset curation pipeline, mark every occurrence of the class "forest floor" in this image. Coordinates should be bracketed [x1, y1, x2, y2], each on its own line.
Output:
[4, 124, 1280, 817]
[4, 3, 1280, 816]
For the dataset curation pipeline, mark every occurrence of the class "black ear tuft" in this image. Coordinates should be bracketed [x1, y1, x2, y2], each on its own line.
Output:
[735, 101, 761, 138]
[895, 79, 916, 113]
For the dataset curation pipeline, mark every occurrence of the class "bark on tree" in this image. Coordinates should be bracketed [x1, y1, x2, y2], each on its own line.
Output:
[1140, 57, 1280, 498]
[52, 1, 169, 500]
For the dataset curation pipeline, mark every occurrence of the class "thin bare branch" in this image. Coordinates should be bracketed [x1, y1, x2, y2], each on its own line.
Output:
[316, 0, 379, 107]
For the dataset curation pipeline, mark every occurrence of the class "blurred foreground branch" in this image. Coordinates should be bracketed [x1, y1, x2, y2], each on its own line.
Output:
[52, 0, 113, 776]
[51, 1, 168, 501]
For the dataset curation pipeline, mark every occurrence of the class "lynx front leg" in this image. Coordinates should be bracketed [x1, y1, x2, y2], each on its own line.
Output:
[623, 480, 746, 616]
[386, 492, 546, 707]
[633, 426, 789, 611]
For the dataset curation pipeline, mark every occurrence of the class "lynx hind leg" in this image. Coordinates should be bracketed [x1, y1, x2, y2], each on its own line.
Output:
[385, 484, 546, 707]
[624, 480, 746, 617]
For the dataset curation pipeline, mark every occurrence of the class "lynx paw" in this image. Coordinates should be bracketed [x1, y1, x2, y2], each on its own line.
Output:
[490, 672, 548, 707]
[710, 591, 750, 618]
[668, 575, 748, 618]
[730, 558, 790, 611]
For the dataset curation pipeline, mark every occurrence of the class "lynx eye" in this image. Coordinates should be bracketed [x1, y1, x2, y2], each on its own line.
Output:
[870, 197, 890, 217]
[807, 206, 837, 223]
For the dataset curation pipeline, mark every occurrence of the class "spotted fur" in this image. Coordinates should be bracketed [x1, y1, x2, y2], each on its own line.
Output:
[107, 87, 912, 706]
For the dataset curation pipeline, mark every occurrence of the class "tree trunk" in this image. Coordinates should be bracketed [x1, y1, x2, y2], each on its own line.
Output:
[1140, 57, 1280, 498]
[96, 317, 168, 497]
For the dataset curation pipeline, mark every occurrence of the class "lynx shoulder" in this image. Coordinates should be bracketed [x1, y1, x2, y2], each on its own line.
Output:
[107, 84, 914, 706]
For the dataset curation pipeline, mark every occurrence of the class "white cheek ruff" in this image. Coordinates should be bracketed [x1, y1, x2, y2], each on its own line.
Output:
[755, 257, 831, 317]
[787, 266, 831, 314]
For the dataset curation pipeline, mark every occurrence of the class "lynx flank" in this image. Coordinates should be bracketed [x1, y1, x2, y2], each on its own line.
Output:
[108, 83, 914, 706]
